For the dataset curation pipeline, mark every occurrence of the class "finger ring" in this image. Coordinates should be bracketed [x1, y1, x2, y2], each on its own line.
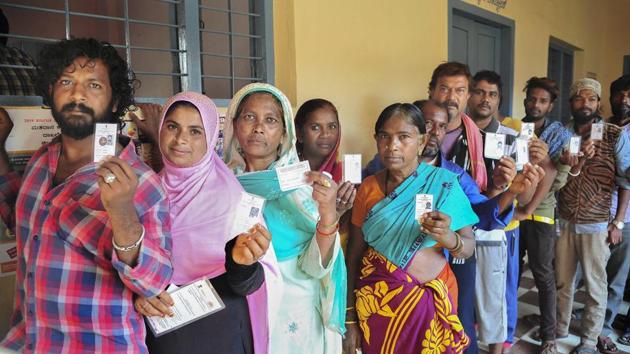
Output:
[104, 172, 117, 184]
[336, 198, 341, 203]
[322, 179, 331, 188]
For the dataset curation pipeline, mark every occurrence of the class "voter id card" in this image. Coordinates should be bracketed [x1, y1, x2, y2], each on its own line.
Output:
[484, 132, 506, 160]
[231, 192, 265, 237]
[343, 154, 362, 184]
[515, 138, 529, 169]
[415, 194, 434, 219]
[569, 136, 581, 154]
[520, 123, 535, 140]
[276, 160, 310, 191]
[591, 123, 604, 140]
[93, 123, 118, 162]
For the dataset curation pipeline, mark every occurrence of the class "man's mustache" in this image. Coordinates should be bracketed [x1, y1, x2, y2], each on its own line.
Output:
[61, 102, 95, 116]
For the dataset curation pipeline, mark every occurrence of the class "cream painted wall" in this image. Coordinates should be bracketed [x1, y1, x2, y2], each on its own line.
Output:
[273, 0, 630, 159]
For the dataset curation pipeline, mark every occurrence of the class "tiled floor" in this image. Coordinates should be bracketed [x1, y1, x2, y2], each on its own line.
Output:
[477, 265, 630, 353]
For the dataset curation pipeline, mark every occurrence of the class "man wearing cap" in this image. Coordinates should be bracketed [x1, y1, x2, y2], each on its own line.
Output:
[556, 78, 630, 354]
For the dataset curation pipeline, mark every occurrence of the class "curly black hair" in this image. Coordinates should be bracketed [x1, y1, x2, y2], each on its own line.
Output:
[35, 38, 137, 120]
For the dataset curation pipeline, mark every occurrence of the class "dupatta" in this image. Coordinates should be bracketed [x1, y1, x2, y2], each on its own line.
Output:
[222, 83, 348, 335]
[159, 92, 281, 354]
[362, 163, 478, 269]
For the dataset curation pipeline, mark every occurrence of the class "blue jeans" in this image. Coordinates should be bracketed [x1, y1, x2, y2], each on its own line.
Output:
[505, 228, 519, 343]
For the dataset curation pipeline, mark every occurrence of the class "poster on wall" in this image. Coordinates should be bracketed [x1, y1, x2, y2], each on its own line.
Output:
[4, 106, 59, 172]
[0, 242, 17, 278]
[0, 106, 60, 276]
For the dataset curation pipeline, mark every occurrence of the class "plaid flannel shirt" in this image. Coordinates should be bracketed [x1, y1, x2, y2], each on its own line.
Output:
[0, 139, 172, 353]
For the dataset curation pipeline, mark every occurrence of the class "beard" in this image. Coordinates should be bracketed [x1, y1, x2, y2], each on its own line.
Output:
[52, 101, 116, 140]
[612, 104, 630, 120]
[421, 136, 440, 159]
[524, 109, 547, 122]
[572, 107, 598, 124]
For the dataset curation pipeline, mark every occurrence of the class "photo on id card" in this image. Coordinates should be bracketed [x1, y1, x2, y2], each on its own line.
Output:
[484, 132, 506, 160]
[591, 122, 604, 140]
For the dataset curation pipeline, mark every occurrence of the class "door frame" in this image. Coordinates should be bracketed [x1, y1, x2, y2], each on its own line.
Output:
[448, 0, 515, 116]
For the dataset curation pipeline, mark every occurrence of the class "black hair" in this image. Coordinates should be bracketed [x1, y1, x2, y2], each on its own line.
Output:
[294, 98, 338, 152]
[415, 99, 448, 116]
[35, 38, 137, 121]
[165, 101, 199, 118]
[610, 75, 630, 102]
[472, 70, 503, 100]
[428, 61, 472, 91]
[374, 103, 426, 135]
[523, 76, 560, 103]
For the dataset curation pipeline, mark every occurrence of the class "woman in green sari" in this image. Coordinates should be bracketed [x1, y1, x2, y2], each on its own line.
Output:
[222, 83, 346, 353]
[344, 103, 478, 354]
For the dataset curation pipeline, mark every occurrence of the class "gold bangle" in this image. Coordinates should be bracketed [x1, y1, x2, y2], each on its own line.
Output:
[318, 215, 340, 229]
[346, 306, 354, 311]
[345, 320, 357, 324]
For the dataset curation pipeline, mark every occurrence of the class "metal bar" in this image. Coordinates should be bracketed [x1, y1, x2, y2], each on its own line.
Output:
[227, 0, 235, 95]
[198, 5, 261, 18]
[123, 0, 131, 67]
[180, 0, 202, 92]
[201, 75, 262, 81]
[157, 0, 181, 4]
[1, 3, 65, 14]
[199, 29, 262, 39]
[0, 33, 59, 43]
[0, 64, 36, 70]
[263, 0, 274, 84]
[64, 0, 70, 40]
[135, 71, 187, 77]
[200, 52, 263, 60]
[2, 3, 179, 29]
[130, 46, 183, 53]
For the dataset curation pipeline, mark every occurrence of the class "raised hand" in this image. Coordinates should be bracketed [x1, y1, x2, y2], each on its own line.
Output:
[232, 224, 272, 265]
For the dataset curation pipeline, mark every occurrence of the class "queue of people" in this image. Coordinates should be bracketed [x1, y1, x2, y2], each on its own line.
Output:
[0, 37, 629, 354]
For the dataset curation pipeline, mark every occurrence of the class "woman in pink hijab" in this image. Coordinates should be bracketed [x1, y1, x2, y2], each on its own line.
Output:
[132, 92, 281, 354]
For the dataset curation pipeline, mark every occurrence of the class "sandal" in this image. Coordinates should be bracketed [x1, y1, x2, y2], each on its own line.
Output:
[570, 344, 598, 354]
[617, 331, 630, 346]
[597, 336, 619, 354]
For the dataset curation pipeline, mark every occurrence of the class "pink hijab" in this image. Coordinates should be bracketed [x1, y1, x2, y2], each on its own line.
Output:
[159, 92, 281, 354]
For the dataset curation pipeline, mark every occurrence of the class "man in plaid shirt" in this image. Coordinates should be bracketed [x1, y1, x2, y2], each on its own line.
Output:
[0, 38, 172, 353]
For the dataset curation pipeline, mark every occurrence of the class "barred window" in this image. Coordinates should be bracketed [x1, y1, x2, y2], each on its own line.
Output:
[0, 0, 273, 104]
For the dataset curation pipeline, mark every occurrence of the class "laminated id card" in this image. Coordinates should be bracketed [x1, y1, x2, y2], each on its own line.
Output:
[569, 136, 581, 154]
[276, 160, 310, 191]
[230, 192, 265, 237]
[415, 194, 434, 219]
[520, 123, 535, 140]
[515, 138, 529, 169]
[591, 123, 604, 140]
[93, 123, 118, 162]
[343, 154, 362, 184]
[146, 279, 225, 337]
[484, 132, 506, 160]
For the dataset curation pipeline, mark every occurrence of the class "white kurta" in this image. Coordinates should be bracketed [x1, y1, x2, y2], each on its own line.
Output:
[269, 234, 342, 354]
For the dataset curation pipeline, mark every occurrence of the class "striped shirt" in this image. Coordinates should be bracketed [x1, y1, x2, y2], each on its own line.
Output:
[0, 138, 172, 353]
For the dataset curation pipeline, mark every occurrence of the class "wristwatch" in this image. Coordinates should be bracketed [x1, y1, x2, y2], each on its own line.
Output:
[611, 220, 625, 230]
